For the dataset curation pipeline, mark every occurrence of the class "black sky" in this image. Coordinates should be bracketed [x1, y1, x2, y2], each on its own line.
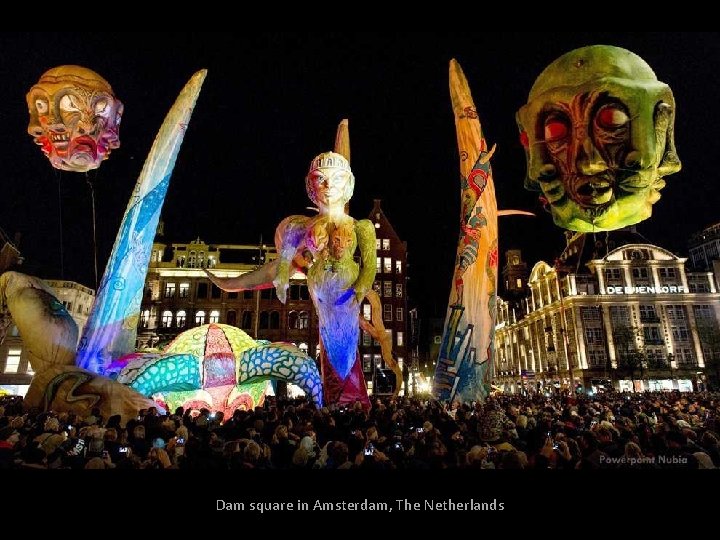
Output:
[1, 32, 718, 319]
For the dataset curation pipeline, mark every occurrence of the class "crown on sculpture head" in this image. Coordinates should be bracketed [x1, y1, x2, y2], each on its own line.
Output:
[308, 152, 351, 174]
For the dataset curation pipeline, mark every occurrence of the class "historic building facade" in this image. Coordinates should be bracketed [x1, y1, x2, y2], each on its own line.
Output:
[359, 199, 408, 395]
[138, 238, 319, 358]
[495, 242, 720, 393]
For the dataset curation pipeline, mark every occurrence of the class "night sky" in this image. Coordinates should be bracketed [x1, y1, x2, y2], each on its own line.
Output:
[1, 32, 718, 320]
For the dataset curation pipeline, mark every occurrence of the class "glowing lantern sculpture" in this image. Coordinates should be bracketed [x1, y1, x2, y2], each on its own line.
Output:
[26, 65, 124, 172]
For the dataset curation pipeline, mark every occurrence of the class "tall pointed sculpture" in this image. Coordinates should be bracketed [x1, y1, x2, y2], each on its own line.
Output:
[76, 70, 207, 374]
[433, 60, 499, 403]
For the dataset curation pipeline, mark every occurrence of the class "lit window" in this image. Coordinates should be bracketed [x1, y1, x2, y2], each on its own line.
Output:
[376, 257, 381, 273]
[298, 311, 309, 329]
[161, 310, 173, 328]
[395, 284, 403, 298]
[397, 332, 404, 347]
[383, 304, 392, 321]
[209, 310, 220, 324]
[396, 308, 403, 322]
[140, 310, 150, 328]
[363, 304, 371, 321]
[516, 278, 522, 288]
[384, 281, 393, 297]
[195, 310, 206, 325]
[383, 258, 392, 273]
[176, 310, 187, 327]
[382, 239, 390, 251]
[4, 348, 21, 373]
[164, 283, 176, 298]
[395, 260, 402, 274]
[179, 283, 190, 298]
[376, 239, 381, 250]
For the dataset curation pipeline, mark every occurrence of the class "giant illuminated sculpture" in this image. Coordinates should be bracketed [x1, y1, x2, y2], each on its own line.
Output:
[433, 61, 499, 403]
[517, 45, 681, 232]
[26, 65, 124, 173]
[207, 148, 377, 407]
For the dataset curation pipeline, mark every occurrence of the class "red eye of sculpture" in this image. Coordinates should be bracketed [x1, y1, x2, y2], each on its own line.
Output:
[596, 104, 629, 129]
[544, 119, 568, 142]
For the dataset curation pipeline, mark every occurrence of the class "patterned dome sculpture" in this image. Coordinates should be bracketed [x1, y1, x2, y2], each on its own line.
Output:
[116, 323, 322, 416]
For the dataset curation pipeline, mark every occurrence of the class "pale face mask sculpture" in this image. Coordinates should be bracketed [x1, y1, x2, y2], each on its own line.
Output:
[26, 65, 124, 172]
[517, 45, 681, 232]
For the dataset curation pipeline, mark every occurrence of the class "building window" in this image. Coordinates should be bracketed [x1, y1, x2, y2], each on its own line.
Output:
[671, 326, 690, 342]
[363, 304, 371, 321]
[382, 239, 391, 251]
[179, 283, 190, 298]
[151, 250, 159, 263]
[610, 306, 631, 326]
[188, 251, 196, 268]
[395, 283, 403, 298]
[363, 354, 372, 372]
[259, 311, 269, 329]
[261, 288, 273, 300]
[241, 311, 253, 330]
[162, 310, 173, 328]
[195, 310, 206, 325]
[300, 285, 310, 300]
[209, 310, 220, 324]
[289, 285, 301, 301]
[383, 304, 392, 321]
[227, 291, 238, 299]
[639, 305, 659, 323]
[4, 348, 21, 373]
[373, 281, 381, 294]
[243, 290, 254, 299]
[288, 311, 299, 329]
[383, 257, 392, 273]
[587, 349, 607, 368]
[693, 305, 713, 319]
[516, 278, 523, 288]
[176, 310, 187, 328]
[632, 267, 649, 280]
[584, 328, 603, 345]
[397, 331, 404, 347]
[140, 310, 150, 328]
[643, 326, 663, 344]
[164, 283, 176, 298]
[197, 282, 208, 299]
[299, 342, 309, 355]
[375, 238, 381, 250]
[383, 281, 393, 298]
[659, 267, 678, 280]
[362, 331, 371, 346]
[666, 305, 686, 320]
[270, 311, 280, 329]
[207, 256, 216, 269]
[395, 260, 402, 274]
[226, 310, 237, 326]
[581, 307, 601, 321]
[675, 347, 695, 365]
[298, 311, 309, 329]
[605, 268, 622, 282]
[211, 284, 222, 299]
[396, 308, 403, 322]
[376, 257, 381, 274]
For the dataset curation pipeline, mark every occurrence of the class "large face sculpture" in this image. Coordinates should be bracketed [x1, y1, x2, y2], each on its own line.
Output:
[26, 65, 124, 172]
[517, 46, 681, 232]
[305, 151, 355, 210]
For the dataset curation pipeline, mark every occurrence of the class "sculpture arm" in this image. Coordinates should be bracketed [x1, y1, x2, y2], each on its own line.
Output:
[204, 261, 278, 292]
[353, 219, 377, 302]
[273, 215, 311, 304]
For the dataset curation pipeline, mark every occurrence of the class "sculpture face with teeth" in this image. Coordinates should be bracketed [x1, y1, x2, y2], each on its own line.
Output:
[517, 45, 681, 232]
[26, 65, 124, 172]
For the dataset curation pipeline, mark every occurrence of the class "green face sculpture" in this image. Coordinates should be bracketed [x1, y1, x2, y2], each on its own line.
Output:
[517, 45, 681, 232]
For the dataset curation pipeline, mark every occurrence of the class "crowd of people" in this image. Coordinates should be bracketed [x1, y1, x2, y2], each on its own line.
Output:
[1, 391, 718, 469]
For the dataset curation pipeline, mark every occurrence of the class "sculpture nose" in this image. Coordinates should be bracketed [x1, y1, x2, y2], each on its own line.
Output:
[576, 135, 607, 175]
